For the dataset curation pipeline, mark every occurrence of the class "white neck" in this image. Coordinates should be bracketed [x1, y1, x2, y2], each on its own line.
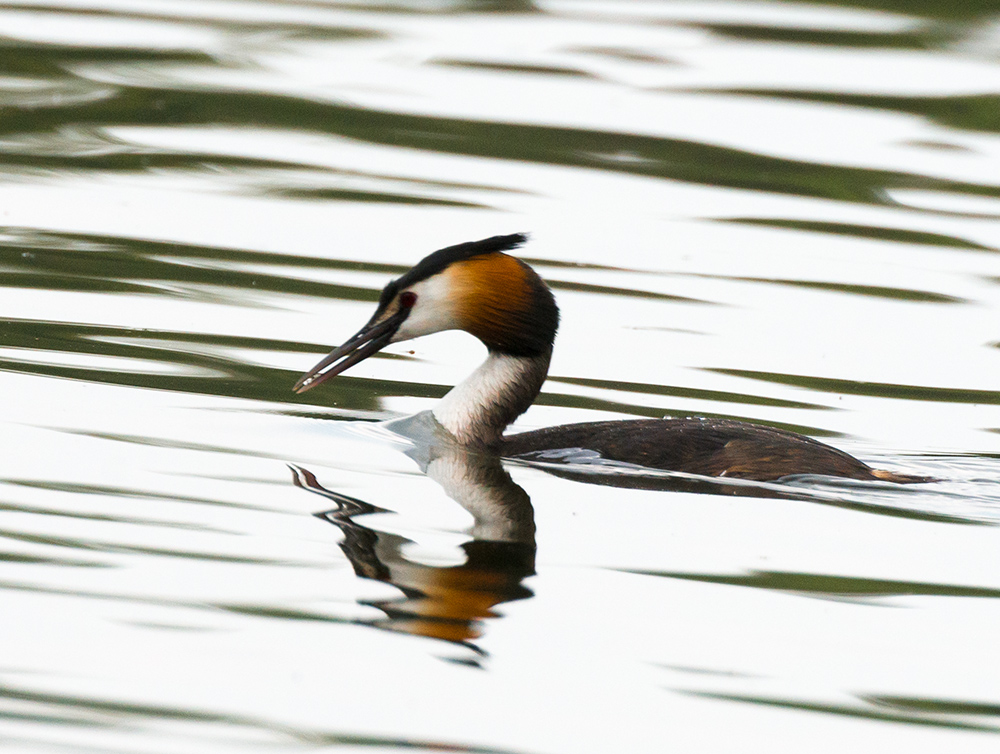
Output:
[432, 350, 551, 448]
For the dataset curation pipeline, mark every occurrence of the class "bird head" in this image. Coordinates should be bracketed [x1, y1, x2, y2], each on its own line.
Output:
[294, 233, 558, 394]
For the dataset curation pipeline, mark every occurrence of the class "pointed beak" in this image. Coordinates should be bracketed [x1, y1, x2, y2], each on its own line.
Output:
[294, 309, 406, 394]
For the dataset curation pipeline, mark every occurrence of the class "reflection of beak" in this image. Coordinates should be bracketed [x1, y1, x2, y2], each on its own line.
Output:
[294, 308, 407, 394]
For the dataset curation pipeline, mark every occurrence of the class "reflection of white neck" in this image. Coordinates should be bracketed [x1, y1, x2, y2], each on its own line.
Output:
[432, 350, 551, 448]
[424, 452, 534, 543]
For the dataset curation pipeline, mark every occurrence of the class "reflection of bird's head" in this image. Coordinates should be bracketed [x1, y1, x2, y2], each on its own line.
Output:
[295, 233, 559, 393]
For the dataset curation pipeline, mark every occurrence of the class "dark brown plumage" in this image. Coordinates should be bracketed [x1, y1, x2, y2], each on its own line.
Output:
[504, 418, 928, 483]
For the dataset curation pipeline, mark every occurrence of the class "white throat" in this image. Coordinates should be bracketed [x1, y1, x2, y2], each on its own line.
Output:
[432, 350, 551, 448]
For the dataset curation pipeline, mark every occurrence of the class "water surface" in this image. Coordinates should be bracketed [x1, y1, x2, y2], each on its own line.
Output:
[2, 1, 1000, 752]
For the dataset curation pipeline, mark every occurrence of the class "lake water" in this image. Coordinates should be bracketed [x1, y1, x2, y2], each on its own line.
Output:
[3, 0, 1000, 751]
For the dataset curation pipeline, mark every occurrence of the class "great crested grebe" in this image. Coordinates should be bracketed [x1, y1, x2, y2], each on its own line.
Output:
[295, 234, 925, 483]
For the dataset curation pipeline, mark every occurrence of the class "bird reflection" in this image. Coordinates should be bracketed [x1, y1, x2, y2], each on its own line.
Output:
[290, 414, 879, 652]
[291, 429, 536, 650]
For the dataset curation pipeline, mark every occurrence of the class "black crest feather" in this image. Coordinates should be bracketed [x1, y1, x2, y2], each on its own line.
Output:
[377, 233, 529, 310]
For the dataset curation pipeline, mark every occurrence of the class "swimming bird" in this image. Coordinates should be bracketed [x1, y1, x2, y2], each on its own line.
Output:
[294, 234, 925, 483]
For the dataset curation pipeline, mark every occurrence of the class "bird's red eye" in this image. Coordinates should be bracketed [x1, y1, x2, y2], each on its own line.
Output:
[399, 291, 417, 309]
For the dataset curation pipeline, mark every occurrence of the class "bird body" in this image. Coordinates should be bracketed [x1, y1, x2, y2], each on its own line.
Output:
[296, 234, 925, 484]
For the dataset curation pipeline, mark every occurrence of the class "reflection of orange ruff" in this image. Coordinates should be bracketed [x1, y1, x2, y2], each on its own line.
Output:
[376, 541, 534, 645]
